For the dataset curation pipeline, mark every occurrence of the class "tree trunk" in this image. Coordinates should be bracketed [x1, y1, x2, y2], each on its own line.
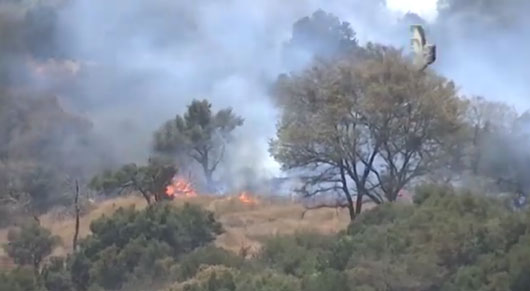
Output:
[33, 258, 40, 285]
[340, 164, 356, 221]
[140, 190, 152, 204]
[204, 169, 213, 187]
[131, 177, 152, 205]
[73, 180, 81, 252]
[355, 193, 363, 215]
[343, 191, 356, 221]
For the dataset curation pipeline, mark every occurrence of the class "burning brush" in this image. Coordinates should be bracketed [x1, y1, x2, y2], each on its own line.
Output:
[165, 176, 197, 198]
[238, 191, 259, 205]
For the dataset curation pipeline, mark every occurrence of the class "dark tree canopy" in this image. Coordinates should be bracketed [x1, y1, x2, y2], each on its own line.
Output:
[283, 9, 360, 70]
[3, 221, 61, 277]
[70, 203, 222, 290]
[153, 99, 243, 187]
[89, 157, 177, 204]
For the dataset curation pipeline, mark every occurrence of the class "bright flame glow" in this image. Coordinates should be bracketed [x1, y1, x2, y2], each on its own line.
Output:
[238, 191, 258, 205]
[166, 177, 197, 198]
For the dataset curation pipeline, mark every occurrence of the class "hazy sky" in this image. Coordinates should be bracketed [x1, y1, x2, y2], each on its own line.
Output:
[13, 0, 528, 184]
[387, 0, 438, 21]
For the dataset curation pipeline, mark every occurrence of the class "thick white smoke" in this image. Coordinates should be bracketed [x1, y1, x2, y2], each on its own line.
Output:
[10, 0, 530, 187]
[49, 0, 394, 181]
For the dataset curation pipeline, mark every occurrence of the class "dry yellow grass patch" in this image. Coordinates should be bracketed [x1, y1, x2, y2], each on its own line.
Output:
[0, 193, 358, 268]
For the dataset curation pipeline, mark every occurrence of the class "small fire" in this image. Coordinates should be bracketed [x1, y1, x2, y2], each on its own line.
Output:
[166, 177, 197, 198]
[238, 191, 258, 205]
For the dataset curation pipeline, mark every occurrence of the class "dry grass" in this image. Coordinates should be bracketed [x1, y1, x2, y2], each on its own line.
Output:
[0, 193, 364, 267]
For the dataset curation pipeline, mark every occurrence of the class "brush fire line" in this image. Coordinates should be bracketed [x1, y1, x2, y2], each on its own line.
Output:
[238, 191, 258, 205]
[164, 176, 259, 205]
[165, 177, 197, 198]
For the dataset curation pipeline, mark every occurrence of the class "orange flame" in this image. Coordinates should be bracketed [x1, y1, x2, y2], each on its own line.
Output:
[166, 177, 197, 198]
[238, 191, 258, 205]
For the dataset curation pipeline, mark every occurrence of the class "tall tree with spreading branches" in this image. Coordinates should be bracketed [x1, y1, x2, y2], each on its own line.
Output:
[271, 45, 466, 220]
[153, 99, 243, 187]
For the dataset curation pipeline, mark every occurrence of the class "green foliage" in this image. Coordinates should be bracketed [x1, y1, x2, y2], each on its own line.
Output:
[41, 257, 74, 291]
[175, 266, 238, 291]
[258, 233, 334, 277]
[3, 221, 61, 274]
[272, 43, 466, 218]
[69, 252, 91, 291]
[71, 202, 223, 290]
[0, 267, 40, 291]
[283, 9, 360, 69]
[233, 187, 530, 291]
[413, 183, 456, 205]
[6, 186, 530, 291]
[153, 99, 243, 185]
[301, 269, 349, 291]
[235, 271, 301, 291]
[177, 246, 245, 281]
[341, 188, 530, 290]
[89, 157, 177, 203]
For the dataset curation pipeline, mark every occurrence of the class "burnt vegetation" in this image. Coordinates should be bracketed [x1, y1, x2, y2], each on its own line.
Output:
[2, 2, 530, 291]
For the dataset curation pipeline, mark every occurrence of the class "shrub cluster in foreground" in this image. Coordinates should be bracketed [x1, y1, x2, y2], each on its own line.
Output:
[3, 185, 530, 291]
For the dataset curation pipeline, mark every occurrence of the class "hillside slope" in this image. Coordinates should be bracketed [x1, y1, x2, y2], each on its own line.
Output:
[1, 193, 366, 267]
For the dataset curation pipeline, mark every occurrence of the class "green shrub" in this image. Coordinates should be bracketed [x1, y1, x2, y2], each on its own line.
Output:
[235, 271, 301, 291]
[169, 266, 238, 291]
[41, 257, 73, 291]
[177, 246, 245, 281]
[3, 221, 61, 279]
[413, 183, 455, 205]
[0, 267, 40, 291]
[335, 186, 530, 290]
[258, 233, 333, 277]
[71, 202, 223, 290]
[301, 269, 349, 291]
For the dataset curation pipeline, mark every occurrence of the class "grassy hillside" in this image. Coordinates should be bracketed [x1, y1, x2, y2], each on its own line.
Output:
[0, 193, 368, 267]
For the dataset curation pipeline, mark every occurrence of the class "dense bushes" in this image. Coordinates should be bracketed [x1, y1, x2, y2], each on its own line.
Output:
[1, 202, 226, 291]
[257, 232, 335, 277]
[172, 186, 530, 291]
[4, 187, 530, 291]
[0, 267, 43, 291]
[177, 246, 245, 281]
[3, 221, 61, 279]
[70, 202, 223, 290]
[168, 266, 301, 291]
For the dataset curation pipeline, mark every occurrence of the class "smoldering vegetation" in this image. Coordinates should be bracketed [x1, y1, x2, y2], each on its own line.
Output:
[0, 0, 529, 216]
[2, 1, 530, 291]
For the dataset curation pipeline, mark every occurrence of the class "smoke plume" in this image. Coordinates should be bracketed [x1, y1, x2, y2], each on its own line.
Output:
[2, 0, 529, 189]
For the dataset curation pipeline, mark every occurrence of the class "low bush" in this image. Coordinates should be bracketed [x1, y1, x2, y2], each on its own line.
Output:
[177, 246, 245, 281]
[70, 202, 223, 291]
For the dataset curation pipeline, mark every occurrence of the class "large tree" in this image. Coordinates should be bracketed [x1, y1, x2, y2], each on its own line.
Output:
[472, 111, 530, 202]
[271, 45, 466, 220]
[464, 96, 518, 175]
[153, 99, 243, 188]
